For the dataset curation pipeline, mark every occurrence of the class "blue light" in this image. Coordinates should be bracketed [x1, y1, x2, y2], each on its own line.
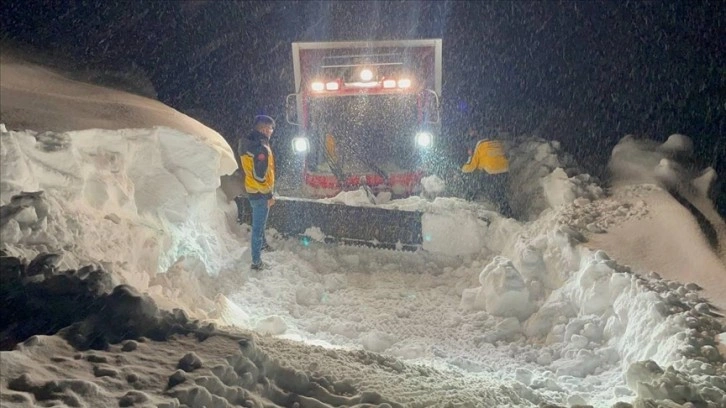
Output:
[458, 99, 469, 113]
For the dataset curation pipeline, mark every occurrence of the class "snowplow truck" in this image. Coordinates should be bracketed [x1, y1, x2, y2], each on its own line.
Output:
[241, 39, 442, 250]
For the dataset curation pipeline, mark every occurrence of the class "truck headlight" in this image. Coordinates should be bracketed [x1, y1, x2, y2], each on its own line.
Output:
[415, 131, 433, 148]
[292, 137, 310, 153]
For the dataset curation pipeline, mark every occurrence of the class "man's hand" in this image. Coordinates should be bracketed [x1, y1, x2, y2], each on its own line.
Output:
[268, 198, 276, 208]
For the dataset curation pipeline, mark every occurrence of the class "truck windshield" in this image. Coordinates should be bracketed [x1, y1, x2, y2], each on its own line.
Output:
[308, 94, 420, 174]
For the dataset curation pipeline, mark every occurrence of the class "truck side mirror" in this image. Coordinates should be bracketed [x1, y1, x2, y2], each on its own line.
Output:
[286, 93, 301, 125]
[421, 89, 440, 125]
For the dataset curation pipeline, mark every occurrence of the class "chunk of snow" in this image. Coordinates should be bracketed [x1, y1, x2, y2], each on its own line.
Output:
[255, 315, 287, 335]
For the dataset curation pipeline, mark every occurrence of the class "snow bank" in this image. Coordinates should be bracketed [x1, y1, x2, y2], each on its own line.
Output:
[457, 204, 725, 405]
[608, 134, 698, 188]
[0, 125, 241, 304]
[609, 134, 725, 246]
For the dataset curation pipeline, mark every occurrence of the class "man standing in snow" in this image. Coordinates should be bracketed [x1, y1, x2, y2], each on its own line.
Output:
[461, 127, 513, 217]
[240, 115, 276, 270]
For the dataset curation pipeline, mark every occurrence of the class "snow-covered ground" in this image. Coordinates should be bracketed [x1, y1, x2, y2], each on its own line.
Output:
[1, 58, 725, 408]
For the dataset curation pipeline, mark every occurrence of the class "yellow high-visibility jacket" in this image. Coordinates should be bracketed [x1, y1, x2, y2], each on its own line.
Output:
[240, 131, 275, 199]
[461, 139, 509, 174]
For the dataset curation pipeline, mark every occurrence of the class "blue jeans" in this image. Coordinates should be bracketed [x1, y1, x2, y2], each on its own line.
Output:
[248, 197, 269, 265]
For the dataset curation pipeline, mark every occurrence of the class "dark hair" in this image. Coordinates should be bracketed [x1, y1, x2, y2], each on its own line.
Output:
[254, 115, 275, 127]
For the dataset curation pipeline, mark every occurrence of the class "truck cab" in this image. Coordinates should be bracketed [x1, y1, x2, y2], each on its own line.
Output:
[286, 39, 442, 198]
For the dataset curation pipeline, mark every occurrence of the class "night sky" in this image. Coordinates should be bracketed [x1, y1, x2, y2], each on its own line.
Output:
[2, 0, 724, 210]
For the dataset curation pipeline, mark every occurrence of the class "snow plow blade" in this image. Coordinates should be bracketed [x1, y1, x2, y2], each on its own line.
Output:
[238, 197, 423, 251]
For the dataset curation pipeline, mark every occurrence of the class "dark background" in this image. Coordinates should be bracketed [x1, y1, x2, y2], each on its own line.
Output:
[2, 0, 724, 212]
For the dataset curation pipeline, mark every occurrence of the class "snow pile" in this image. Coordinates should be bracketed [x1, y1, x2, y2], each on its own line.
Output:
[419, 174, 446, 198]
[323, 187, 376, 206]
[0, 125, 240, 314]
[508, 137, 604, 220]
[608, 134, 699, 188]
[457, 213, 725, 406]
[460, 256, 536, 320]
[609, 134, 725, 241]
[421, 208, 492, 254]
